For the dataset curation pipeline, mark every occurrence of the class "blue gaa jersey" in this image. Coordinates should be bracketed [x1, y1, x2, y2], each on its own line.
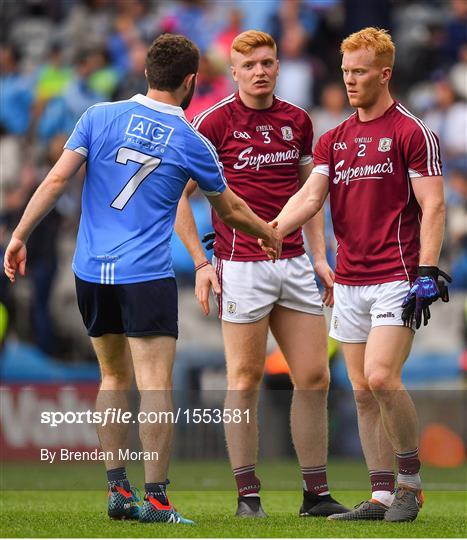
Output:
[65, 94, 226, 284]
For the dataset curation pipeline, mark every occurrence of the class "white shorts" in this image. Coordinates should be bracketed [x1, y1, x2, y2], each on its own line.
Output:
[329, 280, 414, 343]
[213, 254, 324, 323]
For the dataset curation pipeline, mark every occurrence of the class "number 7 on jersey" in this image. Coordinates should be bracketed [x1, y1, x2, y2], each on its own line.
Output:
[111, 147, 161, 210]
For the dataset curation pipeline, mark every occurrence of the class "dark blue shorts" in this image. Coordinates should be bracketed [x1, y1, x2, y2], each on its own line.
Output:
[75, 276, 178, 338]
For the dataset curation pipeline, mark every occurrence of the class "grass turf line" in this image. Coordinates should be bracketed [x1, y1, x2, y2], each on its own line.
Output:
[1, 490, 466, 538]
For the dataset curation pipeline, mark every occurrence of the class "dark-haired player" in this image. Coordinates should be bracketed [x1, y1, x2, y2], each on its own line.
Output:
[266, 27, 450, 523]
[4, 33, 281, 525]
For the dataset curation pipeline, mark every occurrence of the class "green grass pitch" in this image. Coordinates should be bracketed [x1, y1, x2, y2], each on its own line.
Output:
[1, 460, 466, 537]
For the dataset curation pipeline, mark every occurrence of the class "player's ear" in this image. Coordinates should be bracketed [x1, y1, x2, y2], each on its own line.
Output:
[231, 64, 238, 82]
[183, 73, 196, 88]
[381, 66, 392, 85]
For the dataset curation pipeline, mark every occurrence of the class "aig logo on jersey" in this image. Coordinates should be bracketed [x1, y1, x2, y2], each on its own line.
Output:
[378, 137, 392, 152]
[281, 126, 293, 141]
[126, 114, 174, 146]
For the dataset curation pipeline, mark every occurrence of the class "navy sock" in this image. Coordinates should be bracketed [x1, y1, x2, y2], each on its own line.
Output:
[107, 467, 129, 489]
[107, 467, 127, 482]
[145, 481, 169, 505]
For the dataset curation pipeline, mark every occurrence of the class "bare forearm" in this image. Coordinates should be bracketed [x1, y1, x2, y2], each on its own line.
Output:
[302, 207, 327, 262]
[220, 197, 272, 241]
[13, 173, 68, 242]
[174, 195, 207, 266]
[275, 191, 322, 238]
[275, 172, 329, 238]
[419, 203, 445, 266]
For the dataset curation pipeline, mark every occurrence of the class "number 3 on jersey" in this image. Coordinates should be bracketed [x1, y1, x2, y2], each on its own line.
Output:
[111, 147, 161, 210]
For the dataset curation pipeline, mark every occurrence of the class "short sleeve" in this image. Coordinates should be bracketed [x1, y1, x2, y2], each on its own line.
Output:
[299, 112, 313, 166]
[406, 124, 443, 178]
[312, 131, 331, 177]
[64, 108, 91, 158]
[185, 128, 227, 196]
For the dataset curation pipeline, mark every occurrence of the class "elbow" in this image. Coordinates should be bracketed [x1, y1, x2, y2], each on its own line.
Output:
[438, 199, 446, 218]
[215, 195, 244, 227]
[217, 206, 236, 227]
[304, 197, 322, 220]
[46, 172, 68, 195]
[423, 198, 446, 220]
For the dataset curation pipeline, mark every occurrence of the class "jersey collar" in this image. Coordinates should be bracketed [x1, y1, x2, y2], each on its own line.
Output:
[235, 91, 278, 112]
[131, 94, 185, 116]
[355, 100, 398, 124]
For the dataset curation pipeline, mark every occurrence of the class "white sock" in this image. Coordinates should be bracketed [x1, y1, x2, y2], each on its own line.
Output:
[371, 490, 395, 507]
[397, 473, 421, 489]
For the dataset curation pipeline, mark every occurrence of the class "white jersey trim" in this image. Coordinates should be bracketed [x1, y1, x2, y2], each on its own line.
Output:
[397, 214, 410, 282]
[201, 189, 222, 197]
[299, 155, 313, 165]
[396, 104, 442, 176]
[408, 168, 422, 178]
[229, 229, 237, 261]
[313, 164, 329, 177]
[275, 95, 310, 116]
[70, 146, 88, 157]
[131, 94, 184, 116]
[192, 93, 236, 129]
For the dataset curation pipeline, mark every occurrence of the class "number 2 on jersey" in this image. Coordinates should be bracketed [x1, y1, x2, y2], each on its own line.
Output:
[111, 147, 161, 210]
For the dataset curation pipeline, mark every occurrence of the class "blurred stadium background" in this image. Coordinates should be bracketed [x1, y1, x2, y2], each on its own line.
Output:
[0, 0, 465, 488]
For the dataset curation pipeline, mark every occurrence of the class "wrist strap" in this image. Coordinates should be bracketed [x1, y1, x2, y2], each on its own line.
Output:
[195, 260, 210, 272]
[418, 266, 438, 278]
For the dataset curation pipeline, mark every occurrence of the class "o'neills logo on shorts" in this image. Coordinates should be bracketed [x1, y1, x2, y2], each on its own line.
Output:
[233, 146, 299, 171]
[376, 312, 395, 319]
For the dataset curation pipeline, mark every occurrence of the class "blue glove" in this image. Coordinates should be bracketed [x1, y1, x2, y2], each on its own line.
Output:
[202, 231, 215, 251]
[401, 266, 452, 329]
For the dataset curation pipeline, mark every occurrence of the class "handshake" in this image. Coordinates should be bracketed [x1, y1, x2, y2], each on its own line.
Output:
[203, 221, 283, 261]
[258, 221, 282, 261]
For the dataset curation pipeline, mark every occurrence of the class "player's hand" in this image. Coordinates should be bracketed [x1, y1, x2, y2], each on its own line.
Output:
[3, 236, 27, 283]
[202, 231, 215, 251]
[313, 259, 335, 307]
[195, 262, 220, 316]
[401, 266, 452, 329]
[260, 221, 282, 262]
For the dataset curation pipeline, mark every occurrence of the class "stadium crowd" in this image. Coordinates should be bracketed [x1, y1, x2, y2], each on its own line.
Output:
[0, 0, 466, 358]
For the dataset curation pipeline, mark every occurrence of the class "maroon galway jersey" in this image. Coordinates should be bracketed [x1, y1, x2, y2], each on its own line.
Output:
[192, 92, 313, 261]
[313, 102, 442, 286]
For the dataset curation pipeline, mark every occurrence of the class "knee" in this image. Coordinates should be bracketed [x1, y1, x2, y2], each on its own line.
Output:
[366, 370, 402, 394]
[101, 370, 133, 391]
[228, 367, 263, 391]
[348, 373, 375, 410]
[293, 368, 330, 391]
[353, 385, 376, 411]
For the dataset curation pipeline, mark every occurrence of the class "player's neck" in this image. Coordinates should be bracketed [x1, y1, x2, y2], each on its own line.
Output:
[357, 93, 394, 122]
[146, 89, 180, 107]
[238, 89, 274, 110]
